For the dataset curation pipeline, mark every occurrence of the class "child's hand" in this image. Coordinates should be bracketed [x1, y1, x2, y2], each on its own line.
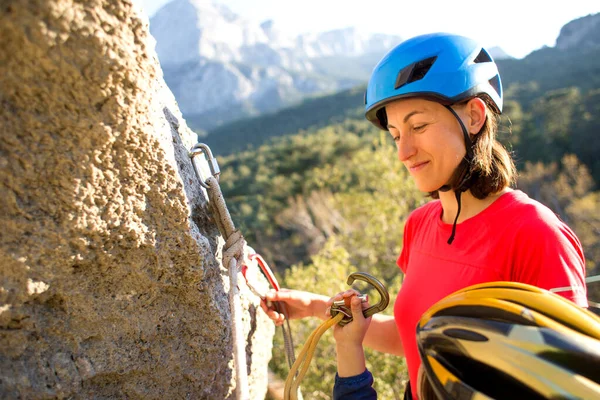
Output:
[328, 290, 372, 377]
[332, 292, 372, 347]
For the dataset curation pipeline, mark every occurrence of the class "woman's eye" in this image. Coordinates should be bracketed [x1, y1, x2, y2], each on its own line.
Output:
[413, 124, 427, 131]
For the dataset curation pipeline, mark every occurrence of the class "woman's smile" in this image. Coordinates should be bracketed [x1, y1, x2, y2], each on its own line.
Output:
[407, 161, 429, 173]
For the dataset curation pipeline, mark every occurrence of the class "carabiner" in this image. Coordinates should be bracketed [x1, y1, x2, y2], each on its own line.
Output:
[330, 272, 390, 327]
[241, 251, 282, 299]
[189, 143, 220, 189]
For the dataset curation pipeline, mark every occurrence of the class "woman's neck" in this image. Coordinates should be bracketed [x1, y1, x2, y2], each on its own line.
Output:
[438, 187, 512, 224]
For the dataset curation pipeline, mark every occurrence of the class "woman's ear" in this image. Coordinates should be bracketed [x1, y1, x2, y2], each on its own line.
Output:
[465, 97, 487, 135]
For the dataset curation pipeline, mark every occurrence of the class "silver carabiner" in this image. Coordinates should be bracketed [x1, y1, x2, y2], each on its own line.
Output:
[189, 143, 220, 189]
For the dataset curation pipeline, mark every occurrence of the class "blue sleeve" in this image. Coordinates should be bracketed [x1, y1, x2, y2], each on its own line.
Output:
[333, 369, 377, 400]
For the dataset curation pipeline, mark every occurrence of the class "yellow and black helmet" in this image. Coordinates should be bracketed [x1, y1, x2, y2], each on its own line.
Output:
[416, 281, 600, 400]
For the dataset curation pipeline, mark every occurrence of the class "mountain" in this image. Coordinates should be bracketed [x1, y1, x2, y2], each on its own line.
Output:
[498, 13, 600, 107]
[204, 86, 366, 155]
[149, 0, 403, 131]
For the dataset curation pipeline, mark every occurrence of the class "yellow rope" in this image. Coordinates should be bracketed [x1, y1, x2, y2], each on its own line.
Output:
[284, 313, 345, 400]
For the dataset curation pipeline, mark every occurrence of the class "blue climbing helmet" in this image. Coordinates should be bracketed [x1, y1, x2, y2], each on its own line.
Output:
[365, 32, 503, 130]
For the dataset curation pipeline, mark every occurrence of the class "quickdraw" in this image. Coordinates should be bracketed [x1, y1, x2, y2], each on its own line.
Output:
[242, 249, 299, 377]
[242, 251, 281, 295]
[190, 144, 389, 400]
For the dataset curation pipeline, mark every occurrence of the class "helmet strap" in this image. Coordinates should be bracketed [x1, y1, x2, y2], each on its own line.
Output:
[440, 105, 475, 245]
[447, 190, 462, 245]
[445, 105, 474, 160]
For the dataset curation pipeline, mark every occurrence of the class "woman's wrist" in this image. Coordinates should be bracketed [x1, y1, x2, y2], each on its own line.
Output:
[311, 294, 331, 320]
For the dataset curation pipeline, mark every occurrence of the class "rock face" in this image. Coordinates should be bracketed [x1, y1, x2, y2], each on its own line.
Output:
[0, 0, 274, 398]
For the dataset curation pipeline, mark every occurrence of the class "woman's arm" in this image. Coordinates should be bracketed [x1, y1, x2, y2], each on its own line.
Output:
[261, 289, 331, 325]
[363, 314, 404, 356]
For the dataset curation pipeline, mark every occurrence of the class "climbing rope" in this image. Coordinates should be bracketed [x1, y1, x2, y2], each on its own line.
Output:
[207, 176, 249, 400]
[284, 313, 344, 400]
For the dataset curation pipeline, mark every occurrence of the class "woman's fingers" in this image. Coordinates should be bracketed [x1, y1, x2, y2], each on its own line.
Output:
[259, 298, 270, 313]
[361, 299, 371, 310]
[260, 297, 283, 323]
[264, 306, 285, 324]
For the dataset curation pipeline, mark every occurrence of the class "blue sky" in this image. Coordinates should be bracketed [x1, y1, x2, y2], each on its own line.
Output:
[137, 0, 599, 59]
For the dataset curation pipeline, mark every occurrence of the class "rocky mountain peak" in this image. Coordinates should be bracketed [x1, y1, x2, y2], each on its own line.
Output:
[150, 0, 270, 65]
[556, 12, 600, 50]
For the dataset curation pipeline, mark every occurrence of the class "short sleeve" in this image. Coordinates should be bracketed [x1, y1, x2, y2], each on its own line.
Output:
[397, 216, 413, 274]
[511, 213, 587, 307]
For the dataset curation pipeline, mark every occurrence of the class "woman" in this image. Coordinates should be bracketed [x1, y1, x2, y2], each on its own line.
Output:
[261, 33, 588, 399]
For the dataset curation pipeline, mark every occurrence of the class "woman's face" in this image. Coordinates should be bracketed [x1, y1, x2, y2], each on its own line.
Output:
[385, 98, 467, 193]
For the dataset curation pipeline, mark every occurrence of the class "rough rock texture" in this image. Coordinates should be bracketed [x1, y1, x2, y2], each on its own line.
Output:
[0, 0, 274, 398]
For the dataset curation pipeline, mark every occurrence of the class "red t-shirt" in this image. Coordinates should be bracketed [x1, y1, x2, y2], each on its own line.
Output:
[394, 190, 587, 399]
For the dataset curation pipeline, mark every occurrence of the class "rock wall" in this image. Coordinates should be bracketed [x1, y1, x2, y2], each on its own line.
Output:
[0, 0, 274, 398]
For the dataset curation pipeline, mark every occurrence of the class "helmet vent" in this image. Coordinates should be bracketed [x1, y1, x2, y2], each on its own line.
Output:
[443, 328, 488, 342]
[395, 56, 437, 89]
[474, 48, 492, 63]
[489, 74, 501, 96]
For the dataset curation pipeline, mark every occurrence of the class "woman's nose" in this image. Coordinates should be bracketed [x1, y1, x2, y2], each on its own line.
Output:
[397, 135, 417, 162]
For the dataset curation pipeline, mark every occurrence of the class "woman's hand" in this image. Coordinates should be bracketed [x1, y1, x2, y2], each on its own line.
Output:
[259, 289, 330, 326]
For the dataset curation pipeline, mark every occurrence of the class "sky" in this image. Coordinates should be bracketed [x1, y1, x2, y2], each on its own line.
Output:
[138, 0, 600, 59]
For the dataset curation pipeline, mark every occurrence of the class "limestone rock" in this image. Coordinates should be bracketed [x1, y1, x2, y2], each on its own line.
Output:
[0, 0, 274, 398]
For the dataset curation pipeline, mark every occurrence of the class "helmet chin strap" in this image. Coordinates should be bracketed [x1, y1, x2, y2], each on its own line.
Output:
[439, 105, 474, 245]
